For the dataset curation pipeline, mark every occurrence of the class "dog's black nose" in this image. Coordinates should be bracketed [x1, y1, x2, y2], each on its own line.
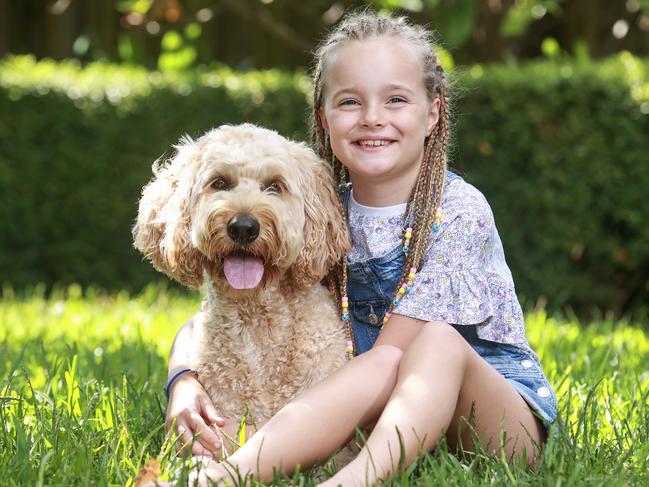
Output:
[227, 214, 260, 244]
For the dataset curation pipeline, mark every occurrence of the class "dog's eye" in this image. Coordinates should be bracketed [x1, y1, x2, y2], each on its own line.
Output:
[263, 180, 283, 195]
[210, 177, 232, 191]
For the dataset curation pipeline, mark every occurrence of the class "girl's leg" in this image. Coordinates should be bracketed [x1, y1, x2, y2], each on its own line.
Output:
[193, 345, 403, 485]
[322, 323, 545, 486]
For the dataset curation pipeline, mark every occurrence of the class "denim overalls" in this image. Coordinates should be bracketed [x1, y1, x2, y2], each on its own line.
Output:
[342, 172, 558, 429]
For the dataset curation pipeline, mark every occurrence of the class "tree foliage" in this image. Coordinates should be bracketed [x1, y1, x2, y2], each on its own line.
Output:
[2, 1, 649, 70]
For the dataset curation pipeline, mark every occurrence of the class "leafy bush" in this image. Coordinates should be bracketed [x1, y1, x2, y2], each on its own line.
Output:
[454, 53, 649, 316]
[1, 54, 647, 317]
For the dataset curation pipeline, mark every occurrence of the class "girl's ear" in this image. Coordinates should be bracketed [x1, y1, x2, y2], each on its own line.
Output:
[319, 106, 330, 131]
[426, 98, 441, 135]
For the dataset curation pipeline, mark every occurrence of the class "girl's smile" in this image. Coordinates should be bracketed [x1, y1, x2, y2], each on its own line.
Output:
[320, 37, 439, 207]
[354, 137, 396, 150]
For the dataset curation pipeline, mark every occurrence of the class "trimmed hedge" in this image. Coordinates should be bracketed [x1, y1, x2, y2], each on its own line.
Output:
[455, 55, 649, 317]
[1, 54, 647, 317]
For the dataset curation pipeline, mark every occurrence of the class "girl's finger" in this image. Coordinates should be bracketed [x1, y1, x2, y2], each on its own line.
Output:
[165, 408, 194, 433]
[188, 412, 222, 454]
[191, 441, 216, 458]
[175, 423, 195, 457]
[200, 397, 225, 427]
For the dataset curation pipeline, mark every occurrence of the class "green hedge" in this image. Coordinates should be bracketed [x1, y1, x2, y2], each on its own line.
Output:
[1, 54, 648, 317]
[455, 54, 649, 317]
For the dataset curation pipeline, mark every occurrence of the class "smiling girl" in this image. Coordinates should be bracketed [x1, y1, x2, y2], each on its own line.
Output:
[164, 11, 558, 486]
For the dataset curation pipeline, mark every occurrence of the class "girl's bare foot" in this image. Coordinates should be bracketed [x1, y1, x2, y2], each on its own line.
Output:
[318, 466, 368, 487]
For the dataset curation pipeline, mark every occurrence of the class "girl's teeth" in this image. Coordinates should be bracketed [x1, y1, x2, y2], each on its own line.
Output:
[358, 140, 389, 147]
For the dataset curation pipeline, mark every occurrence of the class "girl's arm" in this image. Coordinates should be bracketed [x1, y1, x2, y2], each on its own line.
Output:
[166, 315, 225, 457]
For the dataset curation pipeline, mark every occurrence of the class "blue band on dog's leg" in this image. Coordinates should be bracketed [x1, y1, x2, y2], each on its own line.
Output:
[165, 368, 196, 399]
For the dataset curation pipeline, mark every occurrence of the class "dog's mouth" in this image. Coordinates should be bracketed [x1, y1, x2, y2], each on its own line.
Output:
[223, 252, 265, 289]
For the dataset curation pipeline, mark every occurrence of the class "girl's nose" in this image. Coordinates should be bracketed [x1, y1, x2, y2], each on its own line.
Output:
[360, 102, 386, 128]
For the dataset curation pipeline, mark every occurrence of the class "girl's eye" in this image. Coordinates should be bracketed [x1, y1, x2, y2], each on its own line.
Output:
[210, 176, 232, 191]
[339, 99, 359, 106]
[388, 96, 407, 104]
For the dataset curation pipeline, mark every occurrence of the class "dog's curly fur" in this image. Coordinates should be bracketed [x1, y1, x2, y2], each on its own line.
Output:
[133, 124, 350, 423]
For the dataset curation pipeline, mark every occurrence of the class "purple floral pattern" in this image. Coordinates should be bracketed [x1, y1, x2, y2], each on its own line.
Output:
[347, 179, 530, 348]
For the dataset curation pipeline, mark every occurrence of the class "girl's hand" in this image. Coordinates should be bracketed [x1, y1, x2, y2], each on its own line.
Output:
[165, 373, 225, 457]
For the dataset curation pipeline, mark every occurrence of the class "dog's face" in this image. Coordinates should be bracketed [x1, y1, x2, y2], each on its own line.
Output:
[190, 127, 319, 290]
[133, 124, 350, 294]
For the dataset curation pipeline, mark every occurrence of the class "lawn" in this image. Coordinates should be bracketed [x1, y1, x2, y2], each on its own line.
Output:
[1, 284, 647, 486]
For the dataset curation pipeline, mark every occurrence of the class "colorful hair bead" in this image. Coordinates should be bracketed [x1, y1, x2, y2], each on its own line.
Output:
[402, 227, 413, 255]
[433, 211, 442, 231]
[341, 295, 350, 321]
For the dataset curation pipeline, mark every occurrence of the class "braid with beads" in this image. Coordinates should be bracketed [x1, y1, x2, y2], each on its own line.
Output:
[311, 11, 450, 356]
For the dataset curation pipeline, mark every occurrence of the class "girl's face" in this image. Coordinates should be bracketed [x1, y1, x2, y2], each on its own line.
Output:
[320, 37, 439, 204]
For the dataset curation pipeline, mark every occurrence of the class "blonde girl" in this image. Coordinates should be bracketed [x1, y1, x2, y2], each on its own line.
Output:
[164, 11, 557, 486]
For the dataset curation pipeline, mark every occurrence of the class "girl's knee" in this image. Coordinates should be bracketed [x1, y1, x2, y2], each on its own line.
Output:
[422, 321, 464, 346]
[412, 322, 470, 361]
[363, 344, 403, 371]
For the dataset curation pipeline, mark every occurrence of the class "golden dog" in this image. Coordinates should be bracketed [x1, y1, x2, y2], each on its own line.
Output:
[133, 124, 350, 428]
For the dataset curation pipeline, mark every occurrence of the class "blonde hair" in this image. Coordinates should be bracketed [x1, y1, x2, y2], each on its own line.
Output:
[311, 11, 451, 346]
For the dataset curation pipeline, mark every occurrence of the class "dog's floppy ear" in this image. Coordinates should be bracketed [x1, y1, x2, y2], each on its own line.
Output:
[133, 138, 206, 288]
[290, 146, 351, 286]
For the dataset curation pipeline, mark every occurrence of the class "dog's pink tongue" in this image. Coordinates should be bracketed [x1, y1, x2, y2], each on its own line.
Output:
[223, 255, 265, 289]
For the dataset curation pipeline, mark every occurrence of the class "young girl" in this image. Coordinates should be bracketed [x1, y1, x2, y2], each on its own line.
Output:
[164, 11, 557, 486]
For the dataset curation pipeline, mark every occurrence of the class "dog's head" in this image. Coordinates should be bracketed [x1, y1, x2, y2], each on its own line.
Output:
[133, 124, 350, 294]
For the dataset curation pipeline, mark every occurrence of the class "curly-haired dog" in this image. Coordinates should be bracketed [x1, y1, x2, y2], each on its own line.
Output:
[133, 124, 350, 430]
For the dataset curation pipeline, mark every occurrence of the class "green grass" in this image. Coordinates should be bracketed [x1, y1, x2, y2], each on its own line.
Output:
[1, 284, 647, 486]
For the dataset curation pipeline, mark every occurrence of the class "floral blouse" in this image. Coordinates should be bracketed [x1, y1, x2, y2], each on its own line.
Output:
[347, 177, 530, 348]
